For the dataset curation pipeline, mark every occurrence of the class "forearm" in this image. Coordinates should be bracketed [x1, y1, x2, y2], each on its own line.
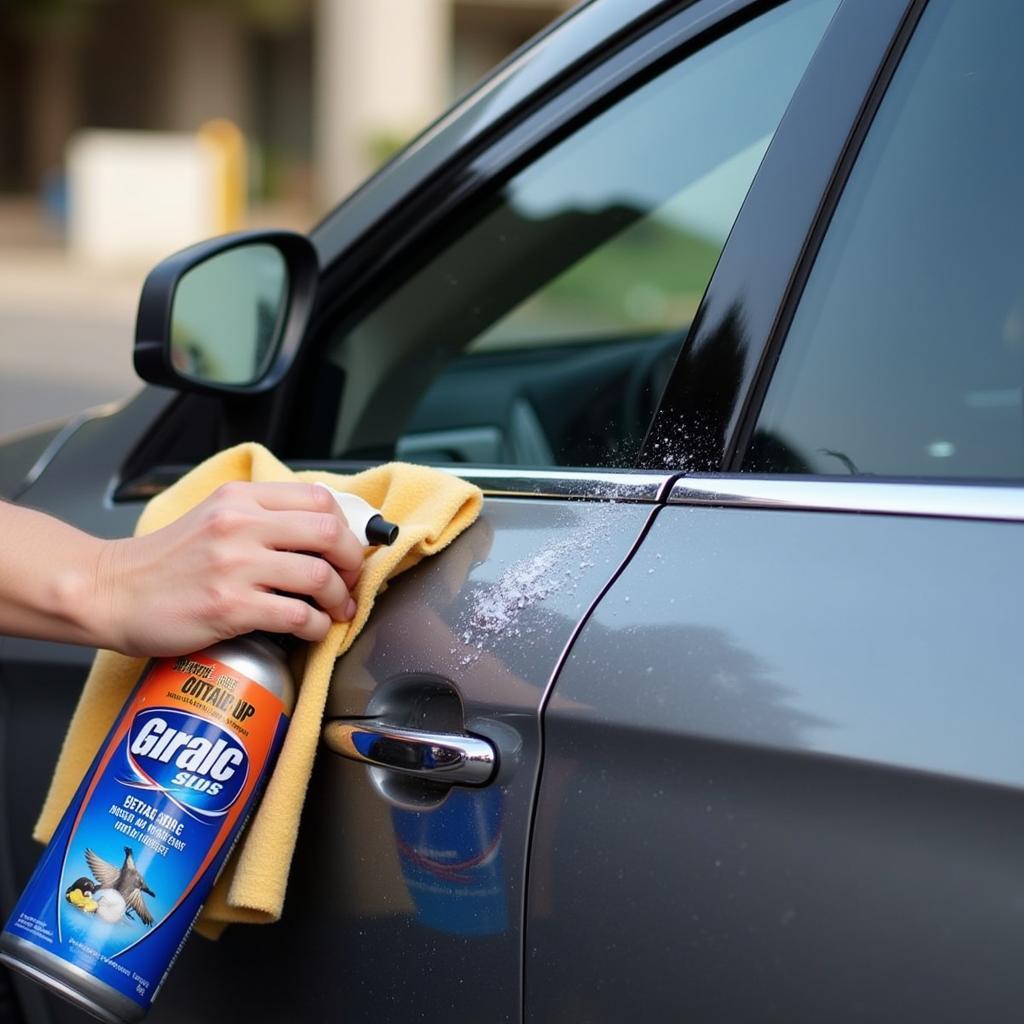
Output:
[0, 502, 112, 647]
[0, 483, 365, 658]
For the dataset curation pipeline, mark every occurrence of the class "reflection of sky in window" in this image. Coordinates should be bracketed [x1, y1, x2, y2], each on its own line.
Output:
[505, 0, 837, 232]
[510, 124, 771, 250]
[477, 135, 773, 345]
[651, 135, 773, 245]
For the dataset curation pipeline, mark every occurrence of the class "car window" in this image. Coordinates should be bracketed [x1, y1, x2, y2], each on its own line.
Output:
[324, 0, 839, 468]
[743, 0, 1024, 479]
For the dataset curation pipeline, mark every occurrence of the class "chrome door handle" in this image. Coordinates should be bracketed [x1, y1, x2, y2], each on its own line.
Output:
[323, 719, 497, 786]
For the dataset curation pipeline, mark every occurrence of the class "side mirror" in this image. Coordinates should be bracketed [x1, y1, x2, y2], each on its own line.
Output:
[133, 230, 318, 395]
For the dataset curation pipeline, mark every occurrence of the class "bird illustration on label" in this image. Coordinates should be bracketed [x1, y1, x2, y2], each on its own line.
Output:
[64, 848, 155, 927]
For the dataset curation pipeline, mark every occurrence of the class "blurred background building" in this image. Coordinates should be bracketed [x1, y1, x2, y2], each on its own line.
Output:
[0, 0, 572, 436]
[1, 0, 573, 225]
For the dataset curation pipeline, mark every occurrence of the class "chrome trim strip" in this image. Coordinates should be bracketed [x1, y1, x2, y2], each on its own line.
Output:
[669, 476, 1024, 523]
[117, 462, 676, 504]
[12, 400, 123, 501]
[432, 466, 675, 502]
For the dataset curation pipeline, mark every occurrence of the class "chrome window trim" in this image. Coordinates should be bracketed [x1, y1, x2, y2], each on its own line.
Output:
[669, 476, 1024, 523]
[115, 462, 678, 504]
[435, 466, 677, 503]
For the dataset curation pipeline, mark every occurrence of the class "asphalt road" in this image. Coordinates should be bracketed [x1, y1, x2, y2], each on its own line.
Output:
[0, 250, 143, 439]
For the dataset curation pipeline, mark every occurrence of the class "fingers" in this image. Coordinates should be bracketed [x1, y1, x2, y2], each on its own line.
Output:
[208, 483, 365, 572]
[252, 593, 335, 643]
[185, 481, 366, 644]
[231, 586, 357, 647]
[260, 552, 357, 620]
[217, 481, 339, 515]
[259, 510, 365, 573]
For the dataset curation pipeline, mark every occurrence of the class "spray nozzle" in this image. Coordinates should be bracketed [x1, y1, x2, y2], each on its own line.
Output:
[316, 484, 400, 548]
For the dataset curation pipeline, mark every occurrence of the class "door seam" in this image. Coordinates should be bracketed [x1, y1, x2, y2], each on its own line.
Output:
[517, 472, 679, 1023]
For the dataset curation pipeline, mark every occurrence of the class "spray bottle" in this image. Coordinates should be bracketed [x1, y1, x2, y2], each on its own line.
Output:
[0, 486, 397, 1023]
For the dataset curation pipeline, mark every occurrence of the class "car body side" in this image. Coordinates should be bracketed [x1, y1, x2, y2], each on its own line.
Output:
[4, 0, 1023, 1022]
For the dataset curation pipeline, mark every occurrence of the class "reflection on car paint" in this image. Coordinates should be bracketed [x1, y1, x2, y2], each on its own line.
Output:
[392, 786, 507, 937]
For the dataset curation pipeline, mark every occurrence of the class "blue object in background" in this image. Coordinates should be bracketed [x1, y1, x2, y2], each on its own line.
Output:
[40, 169, 68, 232]
[392, 787, 507, 937]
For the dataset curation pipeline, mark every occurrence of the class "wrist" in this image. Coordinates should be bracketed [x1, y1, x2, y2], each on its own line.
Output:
[52, 535, 123, 651]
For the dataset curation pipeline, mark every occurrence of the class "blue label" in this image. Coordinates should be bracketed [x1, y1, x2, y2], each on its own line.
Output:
[125, 708, 249, 819]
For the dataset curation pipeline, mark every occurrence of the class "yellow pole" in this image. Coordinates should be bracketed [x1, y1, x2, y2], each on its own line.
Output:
[198, 118, 247, 234]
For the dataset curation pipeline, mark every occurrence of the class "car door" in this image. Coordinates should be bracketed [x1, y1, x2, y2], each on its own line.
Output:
[527, 0, 1024, 1020]
[0, 2, 839, 1022]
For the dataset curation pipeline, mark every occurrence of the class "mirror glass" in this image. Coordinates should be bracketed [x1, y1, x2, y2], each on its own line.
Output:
[171, 243, 288, 386]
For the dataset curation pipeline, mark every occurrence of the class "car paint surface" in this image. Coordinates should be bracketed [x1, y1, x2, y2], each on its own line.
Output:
[3, 0, 1021, 1021]
[529, 501, 1024, 1021]
[0, 425, 64, 501]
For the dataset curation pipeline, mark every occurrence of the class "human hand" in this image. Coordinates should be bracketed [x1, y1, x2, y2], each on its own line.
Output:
[93, 481, 366, 656]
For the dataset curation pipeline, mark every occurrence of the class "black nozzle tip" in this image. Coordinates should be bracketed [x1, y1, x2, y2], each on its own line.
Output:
[366, 514, 399, 546]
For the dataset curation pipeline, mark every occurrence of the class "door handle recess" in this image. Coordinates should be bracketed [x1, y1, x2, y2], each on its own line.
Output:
[323, 719, 497, 786]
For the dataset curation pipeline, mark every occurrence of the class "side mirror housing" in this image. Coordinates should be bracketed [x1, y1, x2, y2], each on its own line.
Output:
[133, 230, 318, 395]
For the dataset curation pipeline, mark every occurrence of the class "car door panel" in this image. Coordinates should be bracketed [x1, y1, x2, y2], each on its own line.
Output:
[527, 499, 1024, 1021]
[266, 494, 657, 1024]
[2, 480, 661, 1023]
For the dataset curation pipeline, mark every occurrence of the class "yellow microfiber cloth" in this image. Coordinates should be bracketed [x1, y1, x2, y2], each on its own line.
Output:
[33, 442, 483, 937]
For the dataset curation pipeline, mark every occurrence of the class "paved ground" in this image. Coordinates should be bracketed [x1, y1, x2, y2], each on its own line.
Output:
[0, 198, 312, 440]
[0, 247, 143, 439]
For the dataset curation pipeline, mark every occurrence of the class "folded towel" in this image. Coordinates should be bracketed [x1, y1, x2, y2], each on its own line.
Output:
[33, 442, 483, 936]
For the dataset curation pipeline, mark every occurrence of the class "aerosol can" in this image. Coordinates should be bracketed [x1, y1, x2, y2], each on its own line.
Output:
[0, 486, 397, 1023]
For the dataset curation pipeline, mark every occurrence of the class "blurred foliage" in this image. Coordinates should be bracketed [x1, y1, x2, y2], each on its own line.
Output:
[475, 218, 722, 352]
[7, 0, 98, 35]
[8, 0, 310, 36]
[365, 129, 414, 170]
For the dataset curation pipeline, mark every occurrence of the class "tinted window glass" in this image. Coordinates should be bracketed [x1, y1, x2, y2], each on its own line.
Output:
[324, 0, 838, 467]
[745, 0, 1024, 479]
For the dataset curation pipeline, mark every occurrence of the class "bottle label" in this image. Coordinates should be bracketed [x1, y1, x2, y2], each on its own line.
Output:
[4, 653, 289, 1012]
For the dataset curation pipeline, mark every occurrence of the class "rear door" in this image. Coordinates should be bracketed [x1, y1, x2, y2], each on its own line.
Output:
[528, 1, 1024, 1020]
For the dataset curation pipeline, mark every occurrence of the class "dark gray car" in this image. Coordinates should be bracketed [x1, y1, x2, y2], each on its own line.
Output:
[3, 0, 1024, 1020]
